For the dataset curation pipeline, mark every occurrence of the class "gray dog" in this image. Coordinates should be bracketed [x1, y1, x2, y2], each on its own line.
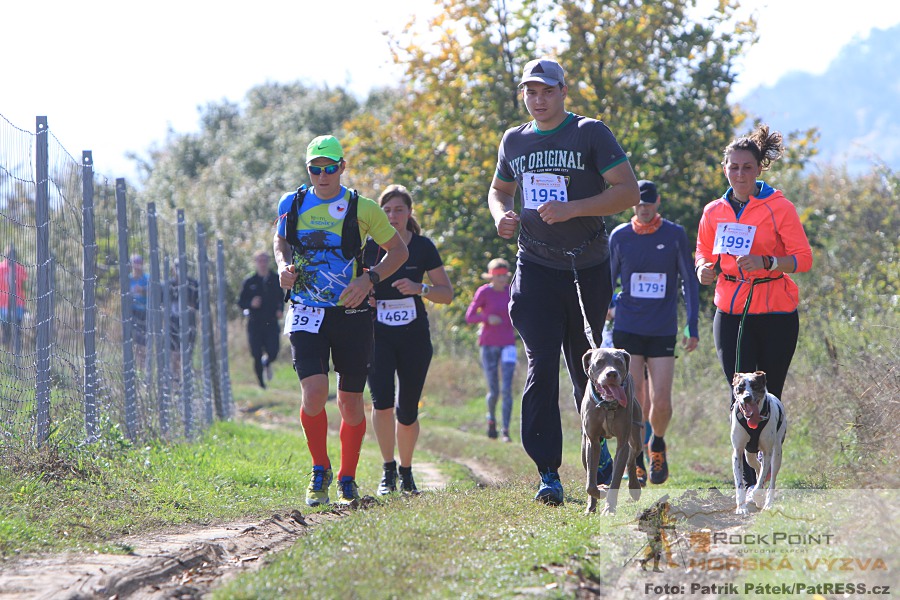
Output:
[731, 371, 787, 515]
[581, 348, 644, 514]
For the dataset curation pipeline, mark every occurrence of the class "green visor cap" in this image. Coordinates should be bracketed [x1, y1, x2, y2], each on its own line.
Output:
[306, 135, 344, 163]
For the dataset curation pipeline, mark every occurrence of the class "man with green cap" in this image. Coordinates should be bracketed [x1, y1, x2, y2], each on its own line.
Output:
[274, 134, 408, 507]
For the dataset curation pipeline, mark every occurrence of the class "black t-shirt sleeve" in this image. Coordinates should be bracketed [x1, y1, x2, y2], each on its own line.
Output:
[420, 237, 443, 273]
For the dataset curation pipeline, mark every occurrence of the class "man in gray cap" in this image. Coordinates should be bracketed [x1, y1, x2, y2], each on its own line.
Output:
[487, 58, 640, 505]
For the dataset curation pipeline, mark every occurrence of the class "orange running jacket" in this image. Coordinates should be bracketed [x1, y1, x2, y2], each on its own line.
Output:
[695, 181, 813, 315]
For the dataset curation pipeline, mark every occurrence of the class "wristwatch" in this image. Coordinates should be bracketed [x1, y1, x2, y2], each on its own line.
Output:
[420, 283, 431, 296]
[367, 270, 381, 286]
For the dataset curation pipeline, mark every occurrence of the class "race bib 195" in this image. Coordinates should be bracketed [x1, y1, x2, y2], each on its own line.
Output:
[376, 297, 416, 326]
[522, 172, 569, 210]
[713, 222, 756, 255]
[284, 303, 324, 334]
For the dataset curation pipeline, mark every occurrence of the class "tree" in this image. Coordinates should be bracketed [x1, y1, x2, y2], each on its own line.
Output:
[347, 0, 759, 315]
[137, 83, 361, 309]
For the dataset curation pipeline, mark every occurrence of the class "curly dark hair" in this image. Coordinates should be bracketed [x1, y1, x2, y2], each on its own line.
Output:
[723, 124, 784, 171]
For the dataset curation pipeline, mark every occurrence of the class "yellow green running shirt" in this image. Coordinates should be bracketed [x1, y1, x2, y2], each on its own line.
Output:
[276, 186, 396, 307]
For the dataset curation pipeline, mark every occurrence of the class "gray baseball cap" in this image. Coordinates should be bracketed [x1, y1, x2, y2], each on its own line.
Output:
[519, 58, 566, 87]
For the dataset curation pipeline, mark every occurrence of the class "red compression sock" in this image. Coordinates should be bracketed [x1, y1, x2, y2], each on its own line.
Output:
[338, 419, 367, 480]
[300, 408, 330, 469]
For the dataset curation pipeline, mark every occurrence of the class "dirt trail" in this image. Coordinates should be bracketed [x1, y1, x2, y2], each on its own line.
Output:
[0, 510, 316, 599]
[0, 458, 454, 600]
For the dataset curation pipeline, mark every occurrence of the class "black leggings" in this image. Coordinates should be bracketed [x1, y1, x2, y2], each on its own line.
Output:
[713, 310, 799, 403]
[368, 320, 433, 425]
[510, 258, 612, 474]
[248, 320, 280, 386]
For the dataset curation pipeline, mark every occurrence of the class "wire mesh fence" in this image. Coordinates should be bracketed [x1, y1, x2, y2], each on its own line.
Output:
[0, 114, 232, 453]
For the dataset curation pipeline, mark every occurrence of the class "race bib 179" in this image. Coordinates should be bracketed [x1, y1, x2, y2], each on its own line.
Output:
[630, 272, 667, 299]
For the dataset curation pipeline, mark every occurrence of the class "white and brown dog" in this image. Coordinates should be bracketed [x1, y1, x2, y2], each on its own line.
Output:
[581, 348, 644, 515]
[731, 371, 788, 515]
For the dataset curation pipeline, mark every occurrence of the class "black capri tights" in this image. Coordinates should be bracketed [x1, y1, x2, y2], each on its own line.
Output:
[367, 321, 433, 425]
[713, 310, 799, 403]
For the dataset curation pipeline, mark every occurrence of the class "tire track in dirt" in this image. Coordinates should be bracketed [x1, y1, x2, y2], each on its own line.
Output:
[0, 509, 342, 599]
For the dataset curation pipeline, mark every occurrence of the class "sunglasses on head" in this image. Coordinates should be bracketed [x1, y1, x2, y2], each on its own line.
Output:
[308, 163, 341, 176]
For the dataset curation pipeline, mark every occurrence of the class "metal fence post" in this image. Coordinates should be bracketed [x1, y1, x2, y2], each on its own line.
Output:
[176, 211, 194, 437]
[116, 179, 138, 441]
[147, 203, 168, 437]
[34, 116, 52, 447]
[82, 151, 99, 442]
[161, 255, 173, 432]
[196, 223, 215, 427]
[215, 240, 233, 419]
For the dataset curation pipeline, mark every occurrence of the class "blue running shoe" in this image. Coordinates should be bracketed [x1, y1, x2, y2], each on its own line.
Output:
[597, 439, 613, 486]
[534, 471, 564, 505]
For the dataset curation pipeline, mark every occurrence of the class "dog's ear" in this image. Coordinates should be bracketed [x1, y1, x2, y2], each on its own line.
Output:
[618, 349, 631, 374]
[752, 371, 767, 389]
[582, 349, 594, 376]
[732, 373, 743, 387]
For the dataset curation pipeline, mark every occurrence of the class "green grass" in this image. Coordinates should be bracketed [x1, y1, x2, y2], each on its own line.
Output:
[1, 315, 895, 597]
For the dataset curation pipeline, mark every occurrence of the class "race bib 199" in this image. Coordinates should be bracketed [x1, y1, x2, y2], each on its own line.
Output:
[376, 297, 416, 326]
[284, 303, 324, 334]
[713, 222, 756, 255]
[630, 273, 667, 299]
[522, 172, 568, 210]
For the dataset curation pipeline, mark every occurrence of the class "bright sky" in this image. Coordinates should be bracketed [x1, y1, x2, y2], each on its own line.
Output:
[2, 0, 897, 183]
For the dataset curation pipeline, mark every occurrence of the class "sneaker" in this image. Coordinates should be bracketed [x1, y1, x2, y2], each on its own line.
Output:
[534, 471, 564, 506]
[336, 476, 360, 506]
[597, 439, 613, 486]
[487, 419, 498, 439]
[648, 445, 669, 485]
[378, 464, 398, 496]
[501, 430, 512, 443]
[398, 468, 419, 494]
[635, 465, 648, 487]
[305, 465, 333, 507]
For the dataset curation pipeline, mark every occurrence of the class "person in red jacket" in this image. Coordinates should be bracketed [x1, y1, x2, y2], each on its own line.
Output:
[695, 124, 812, 486]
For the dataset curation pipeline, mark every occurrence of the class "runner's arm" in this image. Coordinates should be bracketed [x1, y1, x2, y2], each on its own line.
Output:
[488, 176, 520, 239]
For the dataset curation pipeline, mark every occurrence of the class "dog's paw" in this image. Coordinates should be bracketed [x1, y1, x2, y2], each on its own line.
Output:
[601, 504, 617, 516]
[735, 505, 750, 516]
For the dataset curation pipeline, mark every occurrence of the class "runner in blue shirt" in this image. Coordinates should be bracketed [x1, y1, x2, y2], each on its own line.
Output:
[609, 180, 699, 486]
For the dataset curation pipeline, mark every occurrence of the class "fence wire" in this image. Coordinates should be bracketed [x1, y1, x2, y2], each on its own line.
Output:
[0, 113, 232, 452]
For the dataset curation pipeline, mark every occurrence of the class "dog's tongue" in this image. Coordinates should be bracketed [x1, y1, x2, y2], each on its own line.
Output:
[601, 385, 628, 408]
[744, 403, 761, 429]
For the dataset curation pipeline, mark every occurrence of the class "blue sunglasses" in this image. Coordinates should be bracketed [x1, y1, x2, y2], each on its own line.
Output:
[308, 163, 341, 175]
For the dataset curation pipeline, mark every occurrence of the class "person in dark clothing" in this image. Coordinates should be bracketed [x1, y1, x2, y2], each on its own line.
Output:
[238, 251, 284, 388]
[487, 58, 639, 505]
[169, 260, 200, 379]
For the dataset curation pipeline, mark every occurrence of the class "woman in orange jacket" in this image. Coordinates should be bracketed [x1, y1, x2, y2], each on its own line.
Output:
[695, 124, 812, 482]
